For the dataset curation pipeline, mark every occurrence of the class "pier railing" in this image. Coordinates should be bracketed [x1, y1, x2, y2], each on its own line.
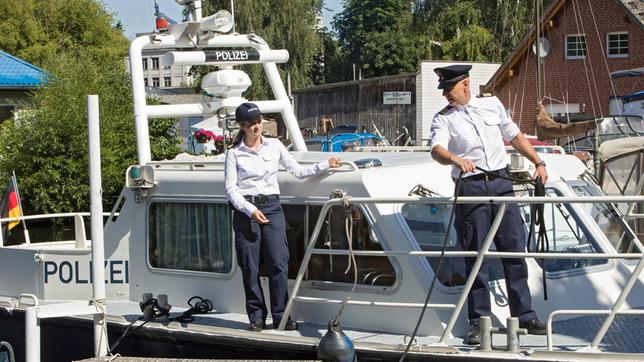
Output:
[279, 195, 644, 354]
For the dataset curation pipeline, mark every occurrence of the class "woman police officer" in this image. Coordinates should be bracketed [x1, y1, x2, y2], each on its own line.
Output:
[225, 102, 340, 332]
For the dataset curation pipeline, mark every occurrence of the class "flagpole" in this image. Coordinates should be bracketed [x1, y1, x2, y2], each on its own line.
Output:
[12, 170, 30, 244]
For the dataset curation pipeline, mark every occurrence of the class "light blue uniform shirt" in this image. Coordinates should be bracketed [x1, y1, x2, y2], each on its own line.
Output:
[225, 137, 329, 217]
[430, 96, 520, 178]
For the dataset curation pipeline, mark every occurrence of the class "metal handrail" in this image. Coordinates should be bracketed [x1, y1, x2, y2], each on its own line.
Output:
[546, 308, 644, 351]
[278, 194, 644, 354]
[0, 212, 117, 247]
[0, 212, 114, 223]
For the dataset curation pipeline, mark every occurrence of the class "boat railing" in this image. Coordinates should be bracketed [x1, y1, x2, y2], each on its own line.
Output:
[353, 146, 429, 152]
[0, 212, 116, 248]
[279, 195, 644, 355]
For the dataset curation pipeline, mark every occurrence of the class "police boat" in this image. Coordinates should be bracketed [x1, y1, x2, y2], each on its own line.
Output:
[1, 2, 644, 361]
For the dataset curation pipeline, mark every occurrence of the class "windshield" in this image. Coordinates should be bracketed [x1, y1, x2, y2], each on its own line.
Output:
[567, 181, 640, 253]
[304, 140, 323, 152]
[401, 203, 505, 287]
[518, 187, 608, 273]
[401, 185, 612, 286]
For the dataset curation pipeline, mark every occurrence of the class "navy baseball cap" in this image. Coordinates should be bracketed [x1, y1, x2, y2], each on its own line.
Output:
[235, 102, 262, 122]
[434, 64, 472, 90]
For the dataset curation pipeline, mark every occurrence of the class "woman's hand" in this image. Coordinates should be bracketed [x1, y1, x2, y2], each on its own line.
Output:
[251, 209, 269, 224]
[328, 156, 341, 168]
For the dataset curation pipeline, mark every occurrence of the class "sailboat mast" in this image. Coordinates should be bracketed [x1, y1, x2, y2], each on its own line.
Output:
[535, 0, 542, 102]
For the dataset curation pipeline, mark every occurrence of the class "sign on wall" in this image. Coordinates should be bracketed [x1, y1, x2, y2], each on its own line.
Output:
[383, 91, 412, 105]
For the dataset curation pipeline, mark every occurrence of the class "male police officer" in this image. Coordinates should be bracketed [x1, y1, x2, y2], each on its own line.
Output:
[430, 64, 548, 344]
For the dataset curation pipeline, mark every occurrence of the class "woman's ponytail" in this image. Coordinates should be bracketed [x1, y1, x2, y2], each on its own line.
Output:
[232, 129, 245, 146]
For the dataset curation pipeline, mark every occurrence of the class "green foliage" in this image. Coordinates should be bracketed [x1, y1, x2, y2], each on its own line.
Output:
[0, 0, 181, 214]
[199, 0, 324, 99]
[318, 29, 352, 84]
[333, 0, 418, 79]
[0, 0, 128, 66]
[413, 0, 554, 62]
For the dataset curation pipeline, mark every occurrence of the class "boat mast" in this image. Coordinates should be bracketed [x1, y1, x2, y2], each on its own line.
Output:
[535, 0, 542, 102]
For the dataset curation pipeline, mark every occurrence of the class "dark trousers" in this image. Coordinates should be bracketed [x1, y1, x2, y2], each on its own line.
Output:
[233, 197, 290, 324]
[455, 169, 537, 325]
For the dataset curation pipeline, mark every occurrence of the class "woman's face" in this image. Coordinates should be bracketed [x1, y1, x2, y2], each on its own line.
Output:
[241, 118, 262, 137]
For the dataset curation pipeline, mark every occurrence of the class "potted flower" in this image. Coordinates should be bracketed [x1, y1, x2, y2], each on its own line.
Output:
[213, 135, 225, 154]
[194, 129, 215, 144]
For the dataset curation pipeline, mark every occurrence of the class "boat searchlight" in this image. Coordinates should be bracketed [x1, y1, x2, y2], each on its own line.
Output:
[199, 10, 234, 34]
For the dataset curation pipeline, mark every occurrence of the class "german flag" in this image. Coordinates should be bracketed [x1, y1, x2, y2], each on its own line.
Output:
[0, 176, 23, 240]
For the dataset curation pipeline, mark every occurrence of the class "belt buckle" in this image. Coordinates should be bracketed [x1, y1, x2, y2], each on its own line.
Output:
[254, 195, 267, 204]
[485, 173, 490, 182]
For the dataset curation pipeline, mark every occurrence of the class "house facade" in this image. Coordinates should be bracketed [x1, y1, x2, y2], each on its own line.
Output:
[0, 51, 47, 122]
[484, 0, 643, 135]
[126, 48, 194, 89]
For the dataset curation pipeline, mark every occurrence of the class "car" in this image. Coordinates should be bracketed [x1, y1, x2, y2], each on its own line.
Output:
[288, 126, 386, 152]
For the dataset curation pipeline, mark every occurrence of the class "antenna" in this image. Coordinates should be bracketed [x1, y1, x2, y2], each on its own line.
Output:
[230, 0, 236, 33]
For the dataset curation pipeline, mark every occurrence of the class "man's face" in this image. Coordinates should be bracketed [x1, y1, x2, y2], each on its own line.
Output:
[442, 78, 470, 106]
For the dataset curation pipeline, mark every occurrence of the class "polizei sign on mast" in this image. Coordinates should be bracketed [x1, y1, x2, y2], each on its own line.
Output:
[204, 50, 260, 62]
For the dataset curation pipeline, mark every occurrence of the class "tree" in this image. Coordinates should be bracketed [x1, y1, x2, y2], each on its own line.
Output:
[0, 0, 181, 214]
[333, 0, 418, 79]
[413, 0, 554, 62]
[0, 0, 128, 66]
[318, 29, 353, 84]
[199, 0, 324, 99]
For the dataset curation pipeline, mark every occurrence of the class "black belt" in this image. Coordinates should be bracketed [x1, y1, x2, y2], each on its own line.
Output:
[462, 168, 506, 182]
[243, 194, 279, 204]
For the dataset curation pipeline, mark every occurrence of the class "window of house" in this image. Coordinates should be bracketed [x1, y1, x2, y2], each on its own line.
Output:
[142, 58, 148, 70]
[607, 32, 628, 58]
[152, 57, 159, 69]
[164, 77, 171, 87]
[565, 34, 587, 59]
[148, 202, 233, 274]
[152, 77, 159, 87]
[0, 105, 15, 123]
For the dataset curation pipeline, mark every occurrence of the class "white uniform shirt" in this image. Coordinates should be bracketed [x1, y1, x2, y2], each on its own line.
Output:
[225, 137, 330, 217]
[430, 96, 520, 178]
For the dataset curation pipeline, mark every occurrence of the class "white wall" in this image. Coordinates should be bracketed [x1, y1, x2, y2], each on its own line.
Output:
[416, 61, 500, 145]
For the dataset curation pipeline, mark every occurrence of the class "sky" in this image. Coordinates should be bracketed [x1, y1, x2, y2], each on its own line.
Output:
[102, 0, 343, 39]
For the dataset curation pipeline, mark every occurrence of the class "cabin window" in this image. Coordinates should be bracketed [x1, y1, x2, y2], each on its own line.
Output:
[401, 204, 505, 287]
[306, 205, 396, 286]
[148, 202, 233, 274]
[520, 188, 608, 274]
[281, 204, 307, 279]
[607, 32, 628, 58]
[565, 34, 587, 59]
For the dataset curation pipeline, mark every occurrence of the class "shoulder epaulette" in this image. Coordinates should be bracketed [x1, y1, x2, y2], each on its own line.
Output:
[438, 105, 453, 115]
[477, 93, 493, 98]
